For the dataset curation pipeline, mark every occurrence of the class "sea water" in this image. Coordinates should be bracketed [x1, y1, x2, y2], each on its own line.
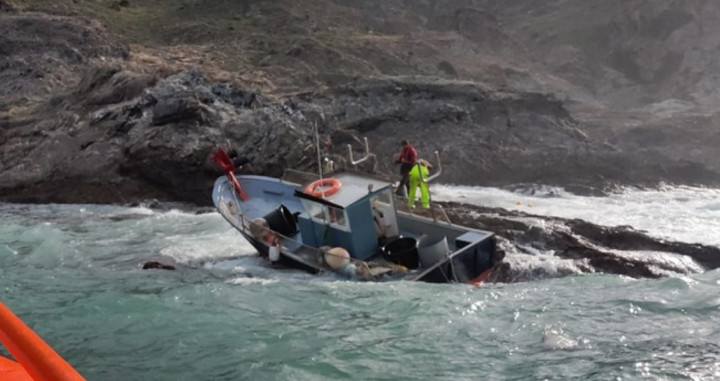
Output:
[0, 186, 719, 380]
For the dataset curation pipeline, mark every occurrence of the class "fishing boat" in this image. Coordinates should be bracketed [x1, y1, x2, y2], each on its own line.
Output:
[211, 139, 497, 284]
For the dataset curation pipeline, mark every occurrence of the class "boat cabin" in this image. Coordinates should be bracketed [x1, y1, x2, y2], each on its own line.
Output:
[294, 172, 399, 260]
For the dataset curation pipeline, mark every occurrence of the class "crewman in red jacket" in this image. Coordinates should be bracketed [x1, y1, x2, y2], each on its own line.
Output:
[395, 140, 418, 196]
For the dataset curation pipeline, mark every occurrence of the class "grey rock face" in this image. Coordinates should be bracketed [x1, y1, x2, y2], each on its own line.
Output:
[0, 69, 318, 205]
[0, 11, 128, 105]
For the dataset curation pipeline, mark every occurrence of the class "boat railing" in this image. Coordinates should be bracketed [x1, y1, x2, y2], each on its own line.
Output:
[346, 137, 372, 165]
[222, 201, 349, 273]
[433, 204, 453, 225]
[423, 151, 442, 183]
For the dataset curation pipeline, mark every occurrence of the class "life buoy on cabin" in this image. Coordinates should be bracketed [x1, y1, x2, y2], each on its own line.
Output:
[305, 178, 342, 197]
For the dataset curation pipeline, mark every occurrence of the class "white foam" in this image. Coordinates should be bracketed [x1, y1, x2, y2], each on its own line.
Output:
[499, 252, 591, 282]
[432, 184, 720, 246]
[227, 276, 278, 285]
[103, 208, 259, 264]
[604, 249, 705, 275]
[542, 327, 580, 350]
[433, 184, 720, 278]
[158, 230, 255, 264]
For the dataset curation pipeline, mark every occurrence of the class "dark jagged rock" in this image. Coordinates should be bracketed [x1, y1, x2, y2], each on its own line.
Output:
[151, 95, 207, 126]
[3, 5, 720, 204]
[0, 11, 128, 106]
[0, 0, 17, 13]
[0, 68, 318, 205]
[72, 67, 156, 107]
[305, 77, 609, 191]
[564, 219, 720, 270]
[141, 261, 176, 271]
[2, 66, 616, 204]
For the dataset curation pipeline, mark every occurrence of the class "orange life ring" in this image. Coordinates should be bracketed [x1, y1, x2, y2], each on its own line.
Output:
[305, 178, 342, 197]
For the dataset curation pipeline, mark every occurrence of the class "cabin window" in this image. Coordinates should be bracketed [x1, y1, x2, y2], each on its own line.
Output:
[327, 205, 347, 227]
[303, 199, 326, 220]
[301, 199, 350, 231]
[372, 189, 393, 207]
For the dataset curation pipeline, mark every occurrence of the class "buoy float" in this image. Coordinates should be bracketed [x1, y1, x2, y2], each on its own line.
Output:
[324, 247, 350, 270]
[248, 218, 268, 238]
[305, 178, 342, 197]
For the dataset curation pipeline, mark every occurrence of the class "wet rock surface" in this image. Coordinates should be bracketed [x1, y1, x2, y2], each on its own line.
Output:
[141, 261, 176, 271]
[441, 202, 719, 281]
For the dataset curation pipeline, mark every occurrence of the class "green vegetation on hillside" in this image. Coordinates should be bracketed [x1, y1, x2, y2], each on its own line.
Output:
[12, 0, 516, 94]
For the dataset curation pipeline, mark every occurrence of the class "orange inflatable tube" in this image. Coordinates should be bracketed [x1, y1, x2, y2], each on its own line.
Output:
[0, 356, 33, 381]
[0, 301, 86, 381]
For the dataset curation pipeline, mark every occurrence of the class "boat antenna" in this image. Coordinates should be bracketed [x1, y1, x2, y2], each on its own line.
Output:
[314, 121, 323, 181]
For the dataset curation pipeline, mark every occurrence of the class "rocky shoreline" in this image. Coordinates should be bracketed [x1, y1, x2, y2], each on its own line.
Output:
[440, 201, 720, 282]
[2, 2, 720, 281]
[5, 67, 719, 205]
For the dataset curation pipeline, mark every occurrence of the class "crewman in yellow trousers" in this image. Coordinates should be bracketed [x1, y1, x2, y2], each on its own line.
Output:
[408, 159, 432, 209]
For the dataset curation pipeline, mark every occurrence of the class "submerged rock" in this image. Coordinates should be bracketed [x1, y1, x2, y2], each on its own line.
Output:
[141, 261, 176, 271]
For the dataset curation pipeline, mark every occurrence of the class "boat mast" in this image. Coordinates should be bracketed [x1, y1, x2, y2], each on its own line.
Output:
[314, 121, 323, 181]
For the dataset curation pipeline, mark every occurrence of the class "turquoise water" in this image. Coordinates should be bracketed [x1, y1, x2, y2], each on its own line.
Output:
[1, 193, 719, 380]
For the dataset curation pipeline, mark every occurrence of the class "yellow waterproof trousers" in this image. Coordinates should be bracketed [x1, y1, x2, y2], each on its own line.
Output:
[408, 164, 430, 208]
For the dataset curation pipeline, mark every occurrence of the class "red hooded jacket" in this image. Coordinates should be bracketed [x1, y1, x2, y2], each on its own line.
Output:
[397, 144, 418, 165]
